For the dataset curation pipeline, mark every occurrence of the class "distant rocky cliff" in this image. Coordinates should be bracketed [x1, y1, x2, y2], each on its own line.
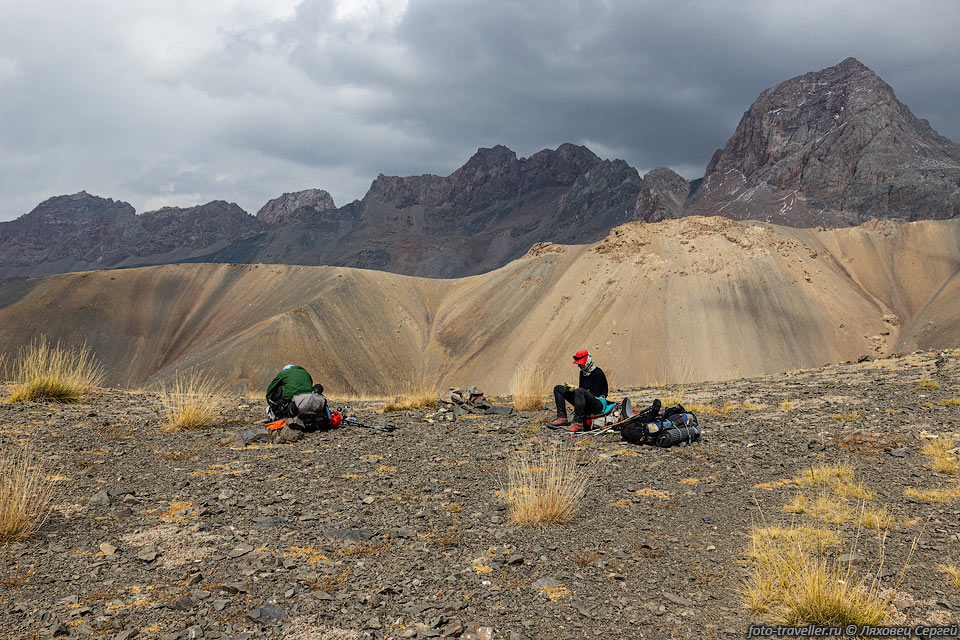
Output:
[685, 57, 960, 225]
[634, 167, 690, 222]
[198, 144, 642, 277]
[0, 192, 261, 278]
[256, 189, 336, 226]
[2, 58, 959, 279]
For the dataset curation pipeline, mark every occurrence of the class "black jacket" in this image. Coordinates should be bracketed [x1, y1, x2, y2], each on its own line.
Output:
[579, 366, 608, 398]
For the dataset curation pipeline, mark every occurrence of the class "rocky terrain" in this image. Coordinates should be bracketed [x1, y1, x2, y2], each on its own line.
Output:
[2, 59, 958, 280]
[1, 350, 959, 639]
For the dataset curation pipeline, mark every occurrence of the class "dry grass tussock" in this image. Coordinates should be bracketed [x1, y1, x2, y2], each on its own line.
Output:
[0, 445, 58, 544]
[905, 437, 960, 502]
[744, 519, 899, 625]
[383, 383, 438, 412]
[938, 564, 960, 588]
[501, 445, 594, 527]
[157, 370, 226, 432]
[921, 437, 960, 476]
[904, 485, 960, 503]
[793, 462, 874, 498]
[6, 337, 104, 403]
[914, 378, 941, 390]
[747, 461, 919, 625]
[688, 400, 739, 415]
[793, 462, 852, 487]
[511, 365, 548, 411]
[832, 411, 860, 423]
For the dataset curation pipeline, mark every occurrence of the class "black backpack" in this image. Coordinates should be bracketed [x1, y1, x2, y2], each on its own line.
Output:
[621, 402, 701, 447]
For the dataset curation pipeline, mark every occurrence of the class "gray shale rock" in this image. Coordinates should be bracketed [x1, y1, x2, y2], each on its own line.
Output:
[686, 57, 960, 226]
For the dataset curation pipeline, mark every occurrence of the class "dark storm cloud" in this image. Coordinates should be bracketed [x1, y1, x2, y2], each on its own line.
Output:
[0, 0, 958, 221]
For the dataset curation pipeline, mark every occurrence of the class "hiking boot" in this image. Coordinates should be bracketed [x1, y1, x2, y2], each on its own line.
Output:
[564, 421, 588, 432]
[548, 417, 571, 429]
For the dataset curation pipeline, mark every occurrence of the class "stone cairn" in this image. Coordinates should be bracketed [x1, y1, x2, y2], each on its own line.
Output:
[431, 386, 514, 422]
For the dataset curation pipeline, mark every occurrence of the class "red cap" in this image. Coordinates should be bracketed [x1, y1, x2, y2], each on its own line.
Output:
[572, 349, 589, 365]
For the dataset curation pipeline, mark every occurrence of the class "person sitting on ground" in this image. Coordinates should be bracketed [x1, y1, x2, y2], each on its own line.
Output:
[265, 364, 335, 431]
[549, 349, 609, 432]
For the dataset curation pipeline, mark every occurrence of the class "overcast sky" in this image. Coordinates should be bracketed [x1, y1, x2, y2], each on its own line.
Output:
[1, 0, 958, 221]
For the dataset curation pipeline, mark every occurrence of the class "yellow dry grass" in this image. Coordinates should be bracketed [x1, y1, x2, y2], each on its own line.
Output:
[937, 564, 960, 588]
[157, 370, 226, 431]
[792, 463, 874, 501]
[743, 523, 891, 625]
[830, 480, 875, 502]
[501, 445, 594, 527]
[783, 493, 809, 514]
[793, 462, 851, 487]
[808, 495, 853, 525]
[0, 445, 58, 544]
[780, 398, 797, 411]
[6, 337, 104, 403]
[942, 397, 960, 406]
[383, 383, 438, 412]
[914, 379, 941, 390]
[510, 365, 548, 411]
[921, 438, 960, 476]
[861, 506, 895, 531]
[747, 525, 840, 559]
[832, 411, 860, 422]
[904, 486, 960, 503]
[775, 554, 889, 625]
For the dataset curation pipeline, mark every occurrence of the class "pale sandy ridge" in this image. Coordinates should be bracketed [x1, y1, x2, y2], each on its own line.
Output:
[0, 216, 957, 395]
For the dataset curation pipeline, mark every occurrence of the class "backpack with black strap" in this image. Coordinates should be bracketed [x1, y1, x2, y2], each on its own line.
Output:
[620, 401, 701, 447]
[268, 382, 338, 431]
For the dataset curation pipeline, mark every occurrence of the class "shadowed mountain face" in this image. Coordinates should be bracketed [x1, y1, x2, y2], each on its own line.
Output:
[198, 144, 643, 277]
[2, 59, 959, 280]
[684, 57, 960, 225]
[1, 217, 957, 395]
[0, 192, 263, 279]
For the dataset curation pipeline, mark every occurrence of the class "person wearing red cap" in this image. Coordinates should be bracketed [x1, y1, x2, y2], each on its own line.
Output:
[549, 349, 608, 432]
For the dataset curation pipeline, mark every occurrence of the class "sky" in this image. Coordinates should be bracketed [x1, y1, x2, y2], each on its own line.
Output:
[1, 0, 959, 221]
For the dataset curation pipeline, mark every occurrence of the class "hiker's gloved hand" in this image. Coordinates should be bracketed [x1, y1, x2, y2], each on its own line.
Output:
[564, 383, 576, 391]
[313, 383, 324, 394]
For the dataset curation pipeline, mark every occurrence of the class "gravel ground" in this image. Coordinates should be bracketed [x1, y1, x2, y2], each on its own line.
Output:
[1, 350, 958, 639]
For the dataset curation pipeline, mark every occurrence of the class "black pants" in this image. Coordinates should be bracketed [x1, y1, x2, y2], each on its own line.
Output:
[554, 385, 603, 421]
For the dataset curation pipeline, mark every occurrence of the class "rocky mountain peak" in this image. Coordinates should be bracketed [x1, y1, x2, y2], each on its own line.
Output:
[521, 144, 601, 189]
[256, 189, 337, 226]
[21, 191, 136, 225]
[361, 144, 606, 215]
[688, 57, 960, 224]
[635, 168, 690, 223]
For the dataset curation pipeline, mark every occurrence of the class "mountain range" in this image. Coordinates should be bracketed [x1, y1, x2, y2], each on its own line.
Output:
[2, 57, 959, 280]
[2, 216, 957, 394]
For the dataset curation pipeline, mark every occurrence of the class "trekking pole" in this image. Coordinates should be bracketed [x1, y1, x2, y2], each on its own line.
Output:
[562, 423, 618, 443]
[345, 416, 396, 433]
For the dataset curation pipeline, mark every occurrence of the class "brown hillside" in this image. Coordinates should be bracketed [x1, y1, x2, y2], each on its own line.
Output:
[1, 217, 958, 395]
